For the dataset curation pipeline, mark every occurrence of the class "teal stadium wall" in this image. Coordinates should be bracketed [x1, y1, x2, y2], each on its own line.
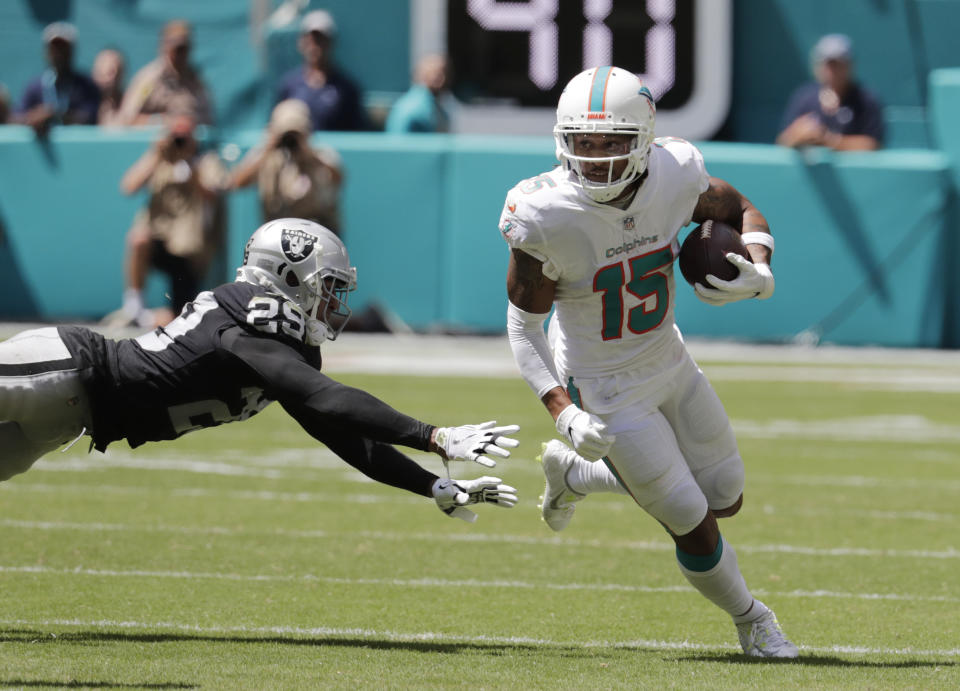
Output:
[2, 1, 960, 346]
[2, 100, 960, 347]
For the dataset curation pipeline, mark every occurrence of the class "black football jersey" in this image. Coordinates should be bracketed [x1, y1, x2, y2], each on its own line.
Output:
[58, 282, 434, 458]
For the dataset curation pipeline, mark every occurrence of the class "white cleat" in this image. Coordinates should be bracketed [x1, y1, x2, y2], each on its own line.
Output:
[536, 440, 585, 532]
[736, 603, 799, 658]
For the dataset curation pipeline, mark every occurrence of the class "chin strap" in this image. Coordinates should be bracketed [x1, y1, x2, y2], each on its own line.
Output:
[306, 318, 328, 346]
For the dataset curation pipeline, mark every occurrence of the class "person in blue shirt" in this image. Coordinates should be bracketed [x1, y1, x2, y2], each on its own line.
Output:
[275, 10, 367, 132]
[16, 22, 100, 135]
[776, 34, 884, 151]
[386, 54, 451, 133]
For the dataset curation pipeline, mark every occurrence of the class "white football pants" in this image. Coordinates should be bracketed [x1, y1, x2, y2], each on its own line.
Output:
[570, 343, 744, 536]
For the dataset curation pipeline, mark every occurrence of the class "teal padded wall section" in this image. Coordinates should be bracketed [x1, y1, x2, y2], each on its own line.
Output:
[0, 126, 157, 319]
[686, 145, 954, 347]
[929, 68, 960, 186]
[442, 136, 555, 330]
[928, 68, 960, 346]
[0, 128, 957, 347]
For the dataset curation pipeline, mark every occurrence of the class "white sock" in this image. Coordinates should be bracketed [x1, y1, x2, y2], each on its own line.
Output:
[123, 289, 144, 318]
[676, 536, 760, 621]
[567, 459, 628, 495]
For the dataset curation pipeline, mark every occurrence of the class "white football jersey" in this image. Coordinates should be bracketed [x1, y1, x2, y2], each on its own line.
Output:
[500, 138, 710, 379]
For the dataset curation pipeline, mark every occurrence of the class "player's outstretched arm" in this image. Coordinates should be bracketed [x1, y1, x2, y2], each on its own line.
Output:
[292, 421, 520, 522]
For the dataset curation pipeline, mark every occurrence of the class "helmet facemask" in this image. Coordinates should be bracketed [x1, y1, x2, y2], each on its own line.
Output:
[554, 124, 653, 203]
[302, 268, 356, 344]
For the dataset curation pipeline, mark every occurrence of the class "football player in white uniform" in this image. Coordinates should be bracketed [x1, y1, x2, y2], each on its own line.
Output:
[501, 67, 796, 658]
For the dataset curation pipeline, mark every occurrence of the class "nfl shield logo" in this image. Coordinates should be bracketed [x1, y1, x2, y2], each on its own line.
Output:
[622, 216, 635, 231]
[281, 228, 316, 262]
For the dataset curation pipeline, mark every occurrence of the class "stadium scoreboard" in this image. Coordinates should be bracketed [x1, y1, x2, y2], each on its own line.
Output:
[414, 0, 731, 139]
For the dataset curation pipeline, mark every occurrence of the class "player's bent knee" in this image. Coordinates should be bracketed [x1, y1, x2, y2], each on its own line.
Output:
[644, 478, 708, 537]
[713, 493, 743, 518]
[695, 453, 745, 513]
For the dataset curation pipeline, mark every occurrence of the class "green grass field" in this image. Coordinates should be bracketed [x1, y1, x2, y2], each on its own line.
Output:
[2, 350, 959, 689]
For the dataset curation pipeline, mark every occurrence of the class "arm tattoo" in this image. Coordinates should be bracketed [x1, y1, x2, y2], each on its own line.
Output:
[692, 178, 744, 227]
[507, 249, 553, 311]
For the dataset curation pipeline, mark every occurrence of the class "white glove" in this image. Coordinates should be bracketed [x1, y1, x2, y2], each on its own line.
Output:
[431, 477, 519, 523]
[555, 404, 614, 460]
[433, 421, 520, 468]
[695, 254, 775, 306]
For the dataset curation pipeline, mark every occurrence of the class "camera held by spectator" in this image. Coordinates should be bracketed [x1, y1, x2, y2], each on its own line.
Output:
[231, 99, 343, 233]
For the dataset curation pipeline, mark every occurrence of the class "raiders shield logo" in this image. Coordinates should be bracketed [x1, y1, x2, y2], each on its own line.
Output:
[281, 228, 316, 262]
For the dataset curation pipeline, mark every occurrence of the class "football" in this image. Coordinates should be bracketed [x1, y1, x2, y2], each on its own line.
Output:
[677, 220, 751, 287]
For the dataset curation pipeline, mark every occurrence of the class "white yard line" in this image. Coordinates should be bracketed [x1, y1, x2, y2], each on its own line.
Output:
[1, 564, 958, 606]
[0, 616, 956, 658]
[3, 518, 959, 560]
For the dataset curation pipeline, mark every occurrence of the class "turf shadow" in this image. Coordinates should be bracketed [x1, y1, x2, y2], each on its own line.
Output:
[0, 627, 588, 657]
[672, 652, 956, 669]
[0, 681, 196, 689]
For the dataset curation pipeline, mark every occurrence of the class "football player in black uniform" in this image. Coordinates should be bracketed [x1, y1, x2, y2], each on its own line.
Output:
[0, 218, 519, 522]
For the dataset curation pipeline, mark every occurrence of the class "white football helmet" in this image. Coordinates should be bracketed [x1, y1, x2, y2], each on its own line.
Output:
[554, 66, 656, 202]
[236, 218, 357, 343]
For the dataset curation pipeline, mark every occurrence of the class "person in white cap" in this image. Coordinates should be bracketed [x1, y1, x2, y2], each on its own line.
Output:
[275, 10, 367, 131]
[777, 33, 884, 150]
[16, 21, 100, 134]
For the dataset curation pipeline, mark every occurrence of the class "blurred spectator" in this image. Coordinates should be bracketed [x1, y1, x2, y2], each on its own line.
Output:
[0, 84, 10, 124]
[386, 54, 451, 133]
[276, 10, 367, 131]
[16, 22, 100, 135]
[92, 48, 126, 126]
[114, 114, 227, 328]
[118, 20, 214, 126]
[777, 34, 884, 151]
[230, 99, 343, 233]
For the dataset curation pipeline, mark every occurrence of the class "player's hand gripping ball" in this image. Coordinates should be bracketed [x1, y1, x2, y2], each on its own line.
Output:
[677, 220, 751, 287]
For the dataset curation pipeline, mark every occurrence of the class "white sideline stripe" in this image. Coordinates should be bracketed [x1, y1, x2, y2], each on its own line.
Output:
[4, 519, 960, 560]
[770, 507, 956, 523]
[732, 415, 960, 444]
[706, 366, 960, 393]
[0, 616, 957, 658]
[1, 565, 958, 606]
[756, 474, 960, 492]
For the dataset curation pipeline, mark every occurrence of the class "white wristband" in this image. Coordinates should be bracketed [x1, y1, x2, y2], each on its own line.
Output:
[740, 232, 774, 254]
